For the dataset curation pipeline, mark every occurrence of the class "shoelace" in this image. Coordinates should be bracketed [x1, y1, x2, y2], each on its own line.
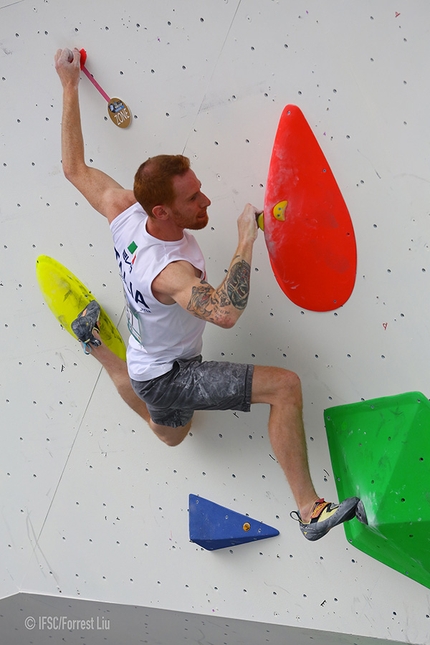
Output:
[80, 338, 101, 355]
[80, 323, 102, 355]
[290, 498, 327, 524]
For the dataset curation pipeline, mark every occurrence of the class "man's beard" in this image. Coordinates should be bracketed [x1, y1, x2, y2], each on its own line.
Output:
[172, 208, 209, 230]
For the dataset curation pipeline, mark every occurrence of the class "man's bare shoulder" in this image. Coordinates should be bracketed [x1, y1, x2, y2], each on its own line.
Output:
[105, 188, 137, 223]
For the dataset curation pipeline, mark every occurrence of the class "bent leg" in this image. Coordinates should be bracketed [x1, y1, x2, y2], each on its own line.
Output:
[251, 365, 319, 522]
[149, 418, 193, 447]
[90, 340, 192, 446]
[90, 341, 152, 424]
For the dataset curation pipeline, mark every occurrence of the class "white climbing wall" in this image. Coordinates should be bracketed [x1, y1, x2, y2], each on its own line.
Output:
[1, 0, 430, 644]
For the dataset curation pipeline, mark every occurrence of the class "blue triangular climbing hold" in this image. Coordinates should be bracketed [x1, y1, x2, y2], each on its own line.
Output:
[189, 494, 279, 550]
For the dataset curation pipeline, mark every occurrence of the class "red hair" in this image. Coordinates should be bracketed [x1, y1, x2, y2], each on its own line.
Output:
[133, 154, 191, 215]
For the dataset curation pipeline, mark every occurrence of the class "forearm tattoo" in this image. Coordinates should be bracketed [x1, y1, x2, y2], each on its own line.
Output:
[226, 259, 250, 310]
[187, 258, 251, 321]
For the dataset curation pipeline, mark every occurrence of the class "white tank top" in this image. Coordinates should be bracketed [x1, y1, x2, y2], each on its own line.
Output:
[110, 202, 206, 380]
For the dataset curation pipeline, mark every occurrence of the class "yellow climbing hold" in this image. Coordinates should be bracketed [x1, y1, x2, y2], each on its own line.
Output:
[273, 200, 288, 221]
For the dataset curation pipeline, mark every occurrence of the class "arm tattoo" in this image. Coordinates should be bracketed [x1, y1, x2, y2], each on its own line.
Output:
[226, 259, 250, 310]
[186, 258, 251, 321]
[187, 282, 216, 319]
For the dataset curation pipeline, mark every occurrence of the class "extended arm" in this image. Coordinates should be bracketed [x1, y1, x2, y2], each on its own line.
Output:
[153, 203, 260, 328]
[54, 48, 134, 222]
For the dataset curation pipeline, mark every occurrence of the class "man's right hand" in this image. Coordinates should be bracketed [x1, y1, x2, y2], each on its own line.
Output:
[54, 48, 81, 90]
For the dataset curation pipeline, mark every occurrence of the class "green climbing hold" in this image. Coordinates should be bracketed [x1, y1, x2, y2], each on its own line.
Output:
[324, 391, 430, 589]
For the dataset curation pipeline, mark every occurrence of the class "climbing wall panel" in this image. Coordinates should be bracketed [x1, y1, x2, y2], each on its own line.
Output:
[1, 1, 430, 644]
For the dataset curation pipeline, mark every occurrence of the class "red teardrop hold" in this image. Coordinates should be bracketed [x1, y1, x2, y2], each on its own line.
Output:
[263, 105, 357, 312]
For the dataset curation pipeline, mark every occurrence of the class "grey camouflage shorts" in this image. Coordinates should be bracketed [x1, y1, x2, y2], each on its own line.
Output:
[130, 355, 254, 428]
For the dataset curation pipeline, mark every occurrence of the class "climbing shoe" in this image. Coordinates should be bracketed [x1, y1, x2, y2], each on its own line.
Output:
[291, 497, 360, 541]
[355, 499, 368, 525]
[71, 300, 102, 354]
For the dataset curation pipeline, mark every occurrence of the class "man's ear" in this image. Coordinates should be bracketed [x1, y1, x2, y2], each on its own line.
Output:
[152, 205, 169, 220]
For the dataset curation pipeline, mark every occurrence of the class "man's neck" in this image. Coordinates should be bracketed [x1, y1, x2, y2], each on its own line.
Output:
[145, 216, 184, 241]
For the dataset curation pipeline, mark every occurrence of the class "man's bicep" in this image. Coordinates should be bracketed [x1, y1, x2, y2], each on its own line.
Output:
[172, 269, 228, 325]
[186, 280, 219, 319]
[153, 261, 209, 310]
[159, 264, 233, 328]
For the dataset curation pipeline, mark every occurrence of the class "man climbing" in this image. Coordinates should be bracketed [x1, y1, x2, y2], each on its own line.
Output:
[55, 47, 363, 541]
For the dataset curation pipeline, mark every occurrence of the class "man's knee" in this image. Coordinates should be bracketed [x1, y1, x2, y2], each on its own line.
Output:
[275, 368, 303, 407]
[159, 434, 186, 448]
[252, 365, 302, 407]
[149, 419, 192, 447]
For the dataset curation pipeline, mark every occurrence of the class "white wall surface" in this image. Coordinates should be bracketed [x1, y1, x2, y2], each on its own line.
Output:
[1, 1, 430, 644]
